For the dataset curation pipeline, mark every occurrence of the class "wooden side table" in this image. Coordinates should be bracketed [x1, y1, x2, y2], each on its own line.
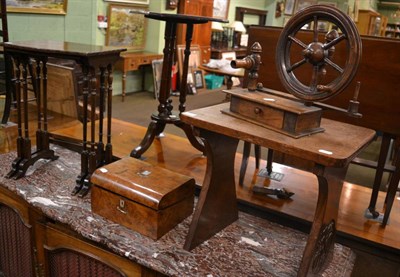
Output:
[181, 103, 375, 276]
[4, 40, 125, 197]
[114, 51, 162, 101]
[130, 12, 226, 159]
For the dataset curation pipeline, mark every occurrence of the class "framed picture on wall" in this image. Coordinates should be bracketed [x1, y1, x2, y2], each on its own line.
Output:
[104, 0, 149, 5]
[318, 1, 337, 8]
[106, 4, 148, 50]
[6, 0, 68, 15]
[213, 0, 230, 20]
[295, 0, 317, 13]
[284, 0, 296, 16]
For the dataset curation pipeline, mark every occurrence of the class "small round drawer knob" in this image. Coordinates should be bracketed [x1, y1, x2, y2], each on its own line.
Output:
[254, 107, 262, 114]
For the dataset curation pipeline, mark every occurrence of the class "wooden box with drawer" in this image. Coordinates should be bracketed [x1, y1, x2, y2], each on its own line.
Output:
[222, 88, 323, 138]
[90, 157, 195, 240]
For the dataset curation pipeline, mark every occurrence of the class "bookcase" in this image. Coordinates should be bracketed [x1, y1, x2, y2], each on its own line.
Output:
[385, 22, 400, 38]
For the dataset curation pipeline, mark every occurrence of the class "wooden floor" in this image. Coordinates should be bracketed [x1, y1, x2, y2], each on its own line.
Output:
[1, 107, 399, 271]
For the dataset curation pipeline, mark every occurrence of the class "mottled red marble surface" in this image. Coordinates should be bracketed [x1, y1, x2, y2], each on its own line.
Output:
[0, 146, 355, 276]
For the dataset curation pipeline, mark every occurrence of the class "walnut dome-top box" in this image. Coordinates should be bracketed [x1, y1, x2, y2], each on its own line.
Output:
[90, 157, 195, 240]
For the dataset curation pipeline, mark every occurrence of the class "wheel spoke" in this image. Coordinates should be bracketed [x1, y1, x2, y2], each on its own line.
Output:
[286, 58, 307, 73]
[324, 57, 344, 73]
[313, 16, 319, 42]
[310, 65, 319, 93]
[288, 35, 308, 49]
[323, 34, 346, 50]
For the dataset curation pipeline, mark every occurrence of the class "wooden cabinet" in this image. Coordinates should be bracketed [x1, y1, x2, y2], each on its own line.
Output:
[0, 187, 38, 277]
[0, 186, 163, 277]
[39, 224, 144, 277]
[177, 0, 214, 65]
[356, 9, 382, 36]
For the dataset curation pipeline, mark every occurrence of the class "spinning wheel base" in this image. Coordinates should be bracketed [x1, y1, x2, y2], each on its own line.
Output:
[223, 88, 324, 138]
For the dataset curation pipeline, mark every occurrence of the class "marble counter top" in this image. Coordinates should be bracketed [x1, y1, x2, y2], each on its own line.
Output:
[0, 146, 355, 277]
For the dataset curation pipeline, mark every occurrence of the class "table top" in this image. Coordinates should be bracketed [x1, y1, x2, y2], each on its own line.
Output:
[181, 103, 376, 168]
[4, 40, 126, 57]
[143, 11, 228, 24]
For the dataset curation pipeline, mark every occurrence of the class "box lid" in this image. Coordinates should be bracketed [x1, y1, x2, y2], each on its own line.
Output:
[91, 158, 195, 210]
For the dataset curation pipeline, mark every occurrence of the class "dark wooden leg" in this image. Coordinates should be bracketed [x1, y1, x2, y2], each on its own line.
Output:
[174, 121, 204, 153]
[78, 67, 98, 197]
[174, 23, 206, 154]
[1, 53, 13, 125]
[130, 22, 176, 158]
[11, 59, 32, 179]
[239, 141, 251, 186]
[6, 57, 23, 178]
[184, 129, 239, 251]
[7, 57, 56, 180]
[266, 148, 274, 175]
[255, 144, 261, 169]
[34, 58, 43, 151]
[297, 164, 347, 277]
[226, 76, 233, 89]
[130, 119, 166, 159]
[1, 83, 12, 124]
[140, 65, 146, 92]
[382, 144, 400, 226]
[37, 57, 55, 157]
[368, 133, 392, 218]
[178, 24, 193, 114]
[105, 64, 113, 164]
[96, 66, 106, 167]
[73, 65, 90, 195]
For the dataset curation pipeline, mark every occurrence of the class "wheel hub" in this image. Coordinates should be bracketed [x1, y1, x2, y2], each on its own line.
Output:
[302, 42, 326, 65]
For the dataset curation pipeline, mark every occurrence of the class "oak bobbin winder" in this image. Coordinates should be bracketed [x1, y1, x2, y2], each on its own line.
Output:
[227, 5, 363, 138]
[228, 5, 364, 199]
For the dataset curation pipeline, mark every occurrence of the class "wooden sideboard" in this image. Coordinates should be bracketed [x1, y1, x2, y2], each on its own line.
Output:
[0, 185, 162, 277]
[114, 51, 163, 101]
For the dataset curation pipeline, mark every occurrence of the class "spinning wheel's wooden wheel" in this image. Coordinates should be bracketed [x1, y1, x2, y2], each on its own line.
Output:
[276, 5, 361, 101]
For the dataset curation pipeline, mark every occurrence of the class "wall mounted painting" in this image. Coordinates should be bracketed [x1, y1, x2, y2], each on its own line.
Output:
[6, 0, 68, 15]
[106, 4, 148, 50]
[104, 0, 149, 5]
[213, 0, 230, 20]
[295, 0, 317, 13]
[284, 0, 295, 16]
[318, 1, 337, 8]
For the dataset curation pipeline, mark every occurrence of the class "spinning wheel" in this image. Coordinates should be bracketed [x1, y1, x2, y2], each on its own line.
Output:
[276, 5, 361, 101]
